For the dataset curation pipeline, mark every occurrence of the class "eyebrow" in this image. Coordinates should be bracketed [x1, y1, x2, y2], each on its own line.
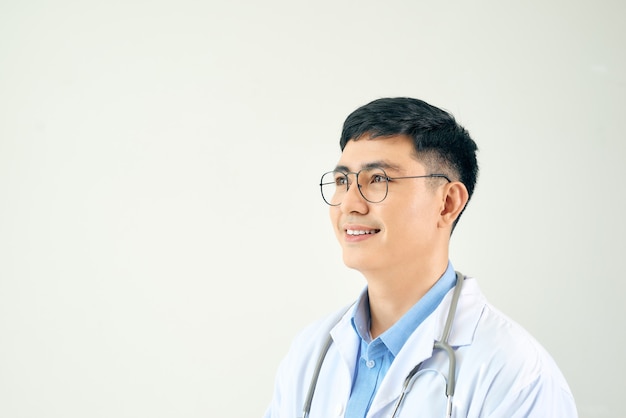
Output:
[334, 160, 402, 173]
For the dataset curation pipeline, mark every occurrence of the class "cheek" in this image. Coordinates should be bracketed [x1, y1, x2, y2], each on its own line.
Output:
[383, 197, 439, 237]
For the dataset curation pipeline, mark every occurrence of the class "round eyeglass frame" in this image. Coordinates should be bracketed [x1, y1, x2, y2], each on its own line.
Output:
[319, 168, 451, 206]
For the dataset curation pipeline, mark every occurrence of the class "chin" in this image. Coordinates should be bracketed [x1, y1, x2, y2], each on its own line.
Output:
[342, 253, 376, 273]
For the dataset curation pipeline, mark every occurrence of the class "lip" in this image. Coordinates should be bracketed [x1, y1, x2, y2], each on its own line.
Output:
[342, 223, 381, 242]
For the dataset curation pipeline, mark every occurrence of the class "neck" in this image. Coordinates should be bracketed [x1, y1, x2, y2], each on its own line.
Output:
[364, 255, 449, 339]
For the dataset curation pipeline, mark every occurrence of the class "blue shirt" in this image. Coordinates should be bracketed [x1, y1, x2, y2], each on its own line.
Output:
[344, 262, 457, 418]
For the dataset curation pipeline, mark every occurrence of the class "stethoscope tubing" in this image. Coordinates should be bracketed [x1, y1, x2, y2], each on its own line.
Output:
[301, 335, 333, 418]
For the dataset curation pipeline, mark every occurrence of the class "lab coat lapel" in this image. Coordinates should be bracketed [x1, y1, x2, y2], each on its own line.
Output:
[303, 307, 358, 418]
[329, 307, 360, 387]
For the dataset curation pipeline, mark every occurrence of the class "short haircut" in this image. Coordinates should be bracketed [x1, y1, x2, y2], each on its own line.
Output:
[340, 97, 479, 227]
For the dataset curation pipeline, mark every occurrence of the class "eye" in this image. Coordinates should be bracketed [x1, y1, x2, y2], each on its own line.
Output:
[371, 174, 387, 184]
[334, 173, 348, 186]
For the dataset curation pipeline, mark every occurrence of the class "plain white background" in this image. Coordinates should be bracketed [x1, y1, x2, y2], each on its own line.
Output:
[1, 1, 624, 417]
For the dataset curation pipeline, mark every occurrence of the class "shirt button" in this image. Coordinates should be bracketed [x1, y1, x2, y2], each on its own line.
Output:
[335, 403, 344, 416]
[366, 360, 375, 368]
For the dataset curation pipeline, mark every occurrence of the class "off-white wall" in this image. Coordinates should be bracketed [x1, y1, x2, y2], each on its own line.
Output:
[1, 1, 624, 417]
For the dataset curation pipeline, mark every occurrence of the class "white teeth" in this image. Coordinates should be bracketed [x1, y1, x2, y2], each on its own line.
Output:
[346, 229, 377, 235]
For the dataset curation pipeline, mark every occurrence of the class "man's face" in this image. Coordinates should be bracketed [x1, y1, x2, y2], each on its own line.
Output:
[330, 135, 448, 276]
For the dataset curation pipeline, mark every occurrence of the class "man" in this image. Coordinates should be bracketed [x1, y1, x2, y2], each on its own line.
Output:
[265, 97, 577, 417]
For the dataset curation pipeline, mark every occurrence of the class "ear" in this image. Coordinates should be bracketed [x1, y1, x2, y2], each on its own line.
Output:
[438, 182, 469, 229]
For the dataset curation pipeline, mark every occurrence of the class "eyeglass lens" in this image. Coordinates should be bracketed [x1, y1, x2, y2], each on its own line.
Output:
[320, 168, 389, 206]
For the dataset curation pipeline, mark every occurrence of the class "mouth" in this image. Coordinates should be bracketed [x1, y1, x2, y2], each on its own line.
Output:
[346, 228, 381, 236]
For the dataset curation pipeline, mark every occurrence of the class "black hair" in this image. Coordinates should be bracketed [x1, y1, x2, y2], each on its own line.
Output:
[340, 97, 479, 227]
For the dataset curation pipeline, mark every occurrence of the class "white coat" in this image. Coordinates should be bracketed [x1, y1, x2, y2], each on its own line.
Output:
[264, 278, 577, 418]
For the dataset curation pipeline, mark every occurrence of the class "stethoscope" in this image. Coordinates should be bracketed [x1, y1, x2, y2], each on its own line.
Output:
[301, 271, 465, 418]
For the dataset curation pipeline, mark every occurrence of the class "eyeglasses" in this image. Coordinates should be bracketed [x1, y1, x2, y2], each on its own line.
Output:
[319, 167, 451, 206]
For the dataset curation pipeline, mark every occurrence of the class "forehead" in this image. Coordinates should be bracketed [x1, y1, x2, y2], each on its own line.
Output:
[336, 135, 425, 172]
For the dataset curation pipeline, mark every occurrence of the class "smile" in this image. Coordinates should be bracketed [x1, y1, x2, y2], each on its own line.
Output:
[346, 229, 380, 236]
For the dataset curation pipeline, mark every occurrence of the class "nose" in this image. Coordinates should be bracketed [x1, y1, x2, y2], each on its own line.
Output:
[340, 177, 369, 214]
